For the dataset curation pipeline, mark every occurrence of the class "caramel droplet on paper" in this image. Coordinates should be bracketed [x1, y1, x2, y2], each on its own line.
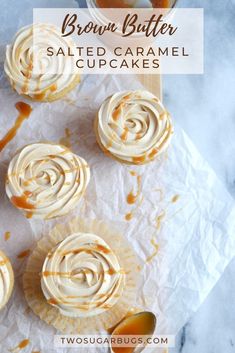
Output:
[129, 171, 137, 177]
[171, 194, 180, 203]
[4, 231, 11, 241]
[126, 191, 138, 204]
[0, 102, 32, 152]
[10, 339, 30, 351]
[17, 249, 30, 259]
[125, 212, 133, 221]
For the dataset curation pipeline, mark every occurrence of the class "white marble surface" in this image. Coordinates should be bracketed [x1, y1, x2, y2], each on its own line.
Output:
[164, 0, 235, 352]
[1, 0, 235, 352]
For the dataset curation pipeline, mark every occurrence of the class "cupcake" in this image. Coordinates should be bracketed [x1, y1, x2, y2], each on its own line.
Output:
[41, 233, 125, 318]
[95, 90, 173, 165]
[4, 24, 80, 102]
[5, 143, 90, 219]
[0, 250, 14, 310]
[23, 218, 139, 333]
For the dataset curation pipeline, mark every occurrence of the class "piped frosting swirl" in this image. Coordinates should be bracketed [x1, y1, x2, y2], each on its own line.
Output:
[6, 143, 90, 219]
[0, 251, 13, 310]
[96, 90, 173, 164]
[4, 24, 79, 101]
[41, 233, 125, 317]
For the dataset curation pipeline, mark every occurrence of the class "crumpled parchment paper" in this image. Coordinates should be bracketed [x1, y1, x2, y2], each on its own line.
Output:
[1, 1, 235, 352]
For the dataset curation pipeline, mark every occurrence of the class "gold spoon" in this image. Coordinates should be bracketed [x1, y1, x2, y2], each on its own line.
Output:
[110, 311, 157, 353]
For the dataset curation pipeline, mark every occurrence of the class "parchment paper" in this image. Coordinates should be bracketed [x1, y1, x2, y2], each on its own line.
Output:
[1, 1, 235, 352]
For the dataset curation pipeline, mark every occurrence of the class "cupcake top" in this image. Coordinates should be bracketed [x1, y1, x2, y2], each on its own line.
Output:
[96, 90, 173, 164]
[4, 24, 78, 101]
[0, 250, 14, 310]
[6, 143, 90, 219]
[41, 232, 125, 317]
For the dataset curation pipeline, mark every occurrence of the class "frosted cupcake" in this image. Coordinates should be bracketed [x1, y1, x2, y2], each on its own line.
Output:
[4, 24, 80, 102]
[0, 250, 14, 310]
[95, 90, 173, 165]
[5, 143, 90, 219]
[41, 233, 125, 317]
[23, 218, 139, 333]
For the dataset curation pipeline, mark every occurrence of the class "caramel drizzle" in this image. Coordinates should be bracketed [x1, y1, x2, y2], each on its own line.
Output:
[0, 102, 32, 152]
[47, 296, 114, 310]
[125, 172, 143, 221]
[47, 244, 111, 259]
[146, 238, 159, 263]
[132, 115, 172, 164]
[42, 267, 124, 277]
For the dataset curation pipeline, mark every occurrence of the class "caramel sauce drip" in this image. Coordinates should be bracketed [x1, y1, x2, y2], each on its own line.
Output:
[96, 0, 169, 8]
[4, 231, 11, 241]
[17, 249, 30, 259]
[148, 148, 158, 159]
[11, 192, 35, 210]
[48, 298, 58, 305]
[0, 102, 32, 152]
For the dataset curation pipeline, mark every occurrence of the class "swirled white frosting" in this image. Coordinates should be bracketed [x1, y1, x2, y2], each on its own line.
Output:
[0, 251, 12, 309]
[41, 233, 125, 317]
[96, 90, 173, 164]
[6, 143, 90, 219]
[4, 24, 78, 100]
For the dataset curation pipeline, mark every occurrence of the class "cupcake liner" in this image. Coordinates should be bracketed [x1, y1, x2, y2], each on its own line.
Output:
[23, 218, 140, 334]
[0, 250, 14, 310]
